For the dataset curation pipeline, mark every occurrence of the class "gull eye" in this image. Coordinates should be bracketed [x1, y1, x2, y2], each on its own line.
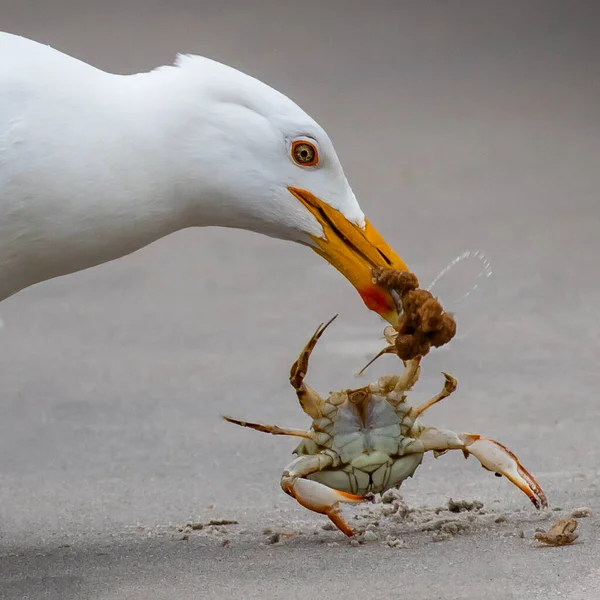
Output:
[291, 140, 318, 167]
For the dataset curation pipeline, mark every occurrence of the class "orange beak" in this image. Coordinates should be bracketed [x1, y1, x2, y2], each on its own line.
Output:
[289, 187, 409, 326]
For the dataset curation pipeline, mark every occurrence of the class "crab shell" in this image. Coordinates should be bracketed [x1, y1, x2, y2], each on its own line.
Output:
[293, 377, 427, 496]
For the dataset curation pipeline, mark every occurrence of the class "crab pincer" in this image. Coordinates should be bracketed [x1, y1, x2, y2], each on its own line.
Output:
[459, 435, 548, 509]
[281, 476, 364, 537]
[411, 426, 548, 509]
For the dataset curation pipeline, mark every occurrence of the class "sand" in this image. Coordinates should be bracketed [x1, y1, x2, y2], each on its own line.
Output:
[1, 1, 600, 599]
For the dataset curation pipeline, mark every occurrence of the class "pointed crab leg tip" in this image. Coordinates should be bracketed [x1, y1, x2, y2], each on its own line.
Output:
[356, 361, 376, 378]
[356, 345, 396, 377]
[313, 314, 339, 339]
[328, 512, 356, 538]
[440, 372, 458, 391]
[324, 314, 339, 328]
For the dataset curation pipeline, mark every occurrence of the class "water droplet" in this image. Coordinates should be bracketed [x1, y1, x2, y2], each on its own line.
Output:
[426, 250, 492, 306]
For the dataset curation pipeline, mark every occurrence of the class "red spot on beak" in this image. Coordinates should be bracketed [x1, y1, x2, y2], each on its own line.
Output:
[359, 286, 396, 317]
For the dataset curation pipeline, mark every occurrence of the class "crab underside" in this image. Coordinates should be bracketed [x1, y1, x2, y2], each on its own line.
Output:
[224, 315, 547, 537]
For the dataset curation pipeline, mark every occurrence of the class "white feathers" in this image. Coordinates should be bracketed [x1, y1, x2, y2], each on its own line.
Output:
[0, 32, 362, 301]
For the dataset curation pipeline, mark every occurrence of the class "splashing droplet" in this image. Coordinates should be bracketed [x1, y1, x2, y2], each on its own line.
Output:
[427, 250, 492, 308]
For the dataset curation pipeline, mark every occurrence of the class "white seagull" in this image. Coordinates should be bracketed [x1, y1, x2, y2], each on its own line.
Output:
[0, 32, 408, 324]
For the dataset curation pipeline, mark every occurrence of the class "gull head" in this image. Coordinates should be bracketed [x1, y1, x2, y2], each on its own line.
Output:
[166, 54, 409, 323]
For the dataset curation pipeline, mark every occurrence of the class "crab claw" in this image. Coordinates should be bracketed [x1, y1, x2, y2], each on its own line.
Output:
[460, 434, 548, 509]
[281, 476, 364, 537]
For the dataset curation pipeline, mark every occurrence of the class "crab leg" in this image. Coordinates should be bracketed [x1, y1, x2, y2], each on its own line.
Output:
[357, 326, 400, 376]
[381, 359, 423, 409]
[460, 434, 548, 509]
[281, 455, 365, 537]
[407, 372, 457, 418]
[222, 416, 313, 440]
[224, 416, 363, 535]
[289, 315, 337, 418]
[392, 358, 421, 394]
[404, 427, 548, 509]
[356, 345, 396, 377]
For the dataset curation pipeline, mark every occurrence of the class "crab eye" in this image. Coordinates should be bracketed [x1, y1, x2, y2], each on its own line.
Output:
[292, 140, 318, 167]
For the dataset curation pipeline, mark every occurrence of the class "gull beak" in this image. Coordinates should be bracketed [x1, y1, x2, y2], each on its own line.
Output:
[289, 187, 409, 326]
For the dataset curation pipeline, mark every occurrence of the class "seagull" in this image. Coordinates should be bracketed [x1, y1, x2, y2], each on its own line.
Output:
[0, 32, 408, 324]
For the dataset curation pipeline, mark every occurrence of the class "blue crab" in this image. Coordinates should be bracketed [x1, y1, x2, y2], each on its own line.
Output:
[224, 316, 547, 536]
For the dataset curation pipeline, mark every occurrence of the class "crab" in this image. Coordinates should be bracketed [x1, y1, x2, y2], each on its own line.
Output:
[223, 315, 548, 537]
[534, 518, 579, 546]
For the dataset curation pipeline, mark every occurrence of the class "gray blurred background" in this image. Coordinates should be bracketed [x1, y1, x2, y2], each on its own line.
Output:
[1, 2, 599, 599]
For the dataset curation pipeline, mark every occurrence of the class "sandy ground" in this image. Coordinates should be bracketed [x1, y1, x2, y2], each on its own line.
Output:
[1, 1, 600, 598]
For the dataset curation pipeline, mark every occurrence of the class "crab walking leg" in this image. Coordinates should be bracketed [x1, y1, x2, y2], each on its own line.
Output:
[281, 455, 364, 537]
[357, 326, 403, 376]
[408, 372, 457, 419]
[222, 416, 313, 440]
[289, 315, 337, 418]
[392, 358, 421, 394]
[404, 427, 548, 509]
[356, 345, 396, 377]
[383, 359, 422, 409]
